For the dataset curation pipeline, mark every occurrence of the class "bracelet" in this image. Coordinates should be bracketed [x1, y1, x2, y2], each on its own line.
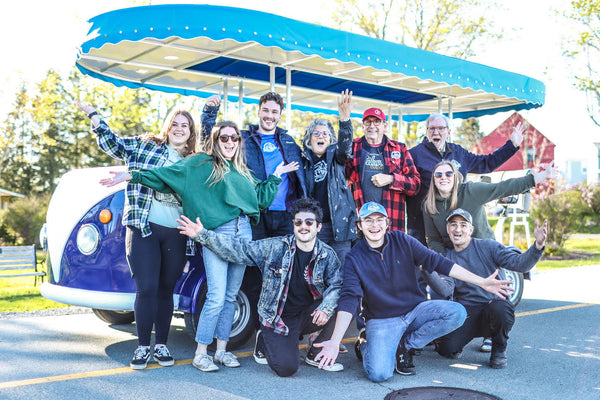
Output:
[87, 111, 98, 119]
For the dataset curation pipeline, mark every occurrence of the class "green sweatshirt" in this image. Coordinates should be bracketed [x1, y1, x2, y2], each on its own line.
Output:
[130, 153, 281, 230]
[423, 174, 535, 254]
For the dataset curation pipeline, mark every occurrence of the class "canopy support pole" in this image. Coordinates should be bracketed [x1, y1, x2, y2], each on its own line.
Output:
[448, 97, 454, 120]
[398, 109, 403, 142]
[223, 79, 229, 119]
[387, 104, 393, 138]
[270, 65, 276, 92]
[437, 97, 443, 113]
[286, 68, 292, 131]
[238, 80, 244, 129]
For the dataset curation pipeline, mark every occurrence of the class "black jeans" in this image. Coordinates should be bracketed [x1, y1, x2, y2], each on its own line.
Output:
[436, 299, 515, 356]
[257, 300, 337, 377]
[126, 223, 187, 346]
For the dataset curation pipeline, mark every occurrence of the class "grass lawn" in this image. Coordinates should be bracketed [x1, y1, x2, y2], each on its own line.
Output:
[0, 257, 71, 313]
[536, 238, 600, 270]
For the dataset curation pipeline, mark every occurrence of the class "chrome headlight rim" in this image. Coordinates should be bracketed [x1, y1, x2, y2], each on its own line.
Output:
[76, 223, 100, 255]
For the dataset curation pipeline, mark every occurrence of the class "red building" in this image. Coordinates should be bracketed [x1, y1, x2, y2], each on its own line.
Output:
[471, 112, 555, 171]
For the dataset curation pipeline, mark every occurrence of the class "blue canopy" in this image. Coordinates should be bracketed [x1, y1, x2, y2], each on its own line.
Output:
[77, 4, 545, 121]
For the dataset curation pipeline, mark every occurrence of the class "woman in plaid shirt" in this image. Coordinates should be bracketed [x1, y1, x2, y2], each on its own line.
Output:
[77, 100, 196, 370]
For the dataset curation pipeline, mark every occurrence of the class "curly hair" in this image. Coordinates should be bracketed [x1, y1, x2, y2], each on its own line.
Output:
[290, 197, 323, 224]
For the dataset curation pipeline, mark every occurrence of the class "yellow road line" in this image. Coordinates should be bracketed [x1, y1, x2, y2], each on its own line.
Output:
[515, 303, 595, 317]
[1, 304, 596, 390]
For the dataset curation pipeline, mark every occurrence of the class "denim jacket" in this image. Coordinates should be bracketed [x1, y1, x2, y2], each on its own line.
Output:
[194, 229, 342, 324]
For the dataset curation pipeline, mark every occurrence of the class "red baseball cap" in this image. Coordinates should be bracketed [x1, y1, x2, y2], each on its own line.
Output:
[362, 107, 386, 121]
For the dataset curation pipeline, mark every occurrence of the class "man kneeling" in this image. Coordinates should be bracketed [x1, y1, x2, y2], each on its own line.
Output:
[313, 202, 513, 382]
[436, 208, 547, 369]
[177, 198, 343, 377]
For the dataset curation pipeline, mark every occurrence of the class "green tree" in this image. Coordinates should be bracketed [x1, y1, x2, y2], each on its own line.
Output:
[564, 0, 600, 126]
[331, 0, 501, 58]
[0, 194, 50, 246]
[453, 117, 484, 149]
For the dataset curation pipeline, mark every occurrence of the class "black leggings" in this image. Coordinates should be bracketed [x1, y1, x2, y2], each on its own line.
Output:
[126, 223, 187, 346]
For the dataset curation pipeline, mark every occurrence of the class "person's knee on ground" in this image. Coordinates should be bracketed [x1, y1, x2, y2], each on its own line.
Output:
[268, 359, 299, 377]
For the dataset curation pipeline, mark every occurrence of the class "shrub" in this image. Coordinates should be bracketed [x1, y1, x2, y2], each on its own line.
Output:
[1, 194, 50, 247]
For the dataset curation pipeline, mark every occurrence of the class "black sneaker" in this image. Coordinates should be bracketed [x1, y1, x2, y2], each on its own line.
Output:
[253, 330, 267, 365]
[490, 350, 507, 369]
[395, 343, 416, 375]
[153, 344, 174, 367]
[354, 328, 366, 361]
[130, 346, 151, 370]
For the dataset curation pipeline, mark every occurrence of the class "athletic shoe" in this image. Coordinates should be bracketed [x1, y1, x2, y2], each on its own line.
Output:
[153, 344, 174, 367]
[130, 346, 151, 370]
[490, 350, 507, 369]
[253, 331, 267, 365]
[480, 338, 492, 353]
[395, 343, 416, 376]
[338, 343, 348, 353]
[214, 350, 240, 368]
[192, 353, 219, 372]
[354, 328, 366, 361]
[305, 353, 344, 372]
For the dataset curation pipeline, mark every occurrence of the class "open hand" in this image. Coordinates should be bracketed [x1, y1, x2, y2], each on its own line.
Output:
[76, 99, 95, 116]
[311, 340, 340, 369]
[510, 121, 527, 147]
[273, 161, 299, 178]
[481, 269, 514, 299]
[99, 171, 131, 187]
[338, 89, 354, 120]
[534, 219, 548, 249]
[176, 215, 204, 238]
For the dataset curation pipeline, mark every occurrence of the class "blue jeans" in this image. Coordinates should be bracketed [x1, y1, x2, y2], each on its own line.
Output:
[361, 300, 466, 382]
[195, 215, 252, 345]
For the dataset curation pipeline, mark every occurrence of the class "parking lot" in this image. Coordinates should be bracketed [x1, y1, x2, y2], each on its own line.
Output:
[2, 265, 599, 400]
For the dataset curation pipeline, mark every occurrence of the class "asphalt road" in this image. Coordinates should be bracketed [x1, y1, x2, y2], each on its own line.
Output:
[2, 265, 600, 400]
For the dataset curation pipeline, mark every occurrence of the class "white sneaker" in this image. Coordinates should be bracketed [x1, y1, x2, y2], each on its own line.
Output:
[305, 355, 344, 372]
[192, 353, 219, 372]
[214, 350, 240, 368]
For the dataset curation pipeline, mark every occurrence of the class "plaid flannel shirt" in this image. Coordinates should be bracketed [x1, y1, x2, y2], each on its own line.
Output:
[93, 120, 195, 255]
[261, 243, 323, 336]
[346, 136, 421, 231]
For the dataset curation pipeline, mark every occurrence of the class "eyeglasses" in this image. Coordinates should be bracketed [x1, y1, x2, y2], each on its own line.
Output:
[292, 218, 316, 227]
[362, 217, 387, 227]
[312, 130, 330, 138]
[218, 134, 241, 143]
[434, 171, 454, 178]
[427, 126, 448, 133]
[363, 119, 383, 127]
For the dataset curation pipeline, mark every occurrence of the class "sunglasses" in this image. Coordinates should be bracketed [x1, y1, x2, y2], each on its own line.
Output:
[434, 171, 454, 178]
[218, 134, 241, 143]
[292, 218, 316, 227]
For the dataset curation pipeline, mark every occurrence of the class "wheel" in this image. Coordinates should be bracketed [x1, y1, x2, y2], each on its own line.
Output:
[184, 282, 257, 350]
[502, 269, 524, 307]
[92, 309, 135, 324]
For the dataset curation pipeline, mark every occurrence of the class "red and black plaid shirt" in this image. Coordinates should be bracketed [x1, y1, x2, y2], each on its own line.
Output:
[346, 136, 421, 231]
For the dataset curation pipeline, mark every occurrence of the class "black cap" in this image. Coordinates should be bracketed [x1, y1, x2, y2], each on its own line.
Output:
[446, 208, 473, 225]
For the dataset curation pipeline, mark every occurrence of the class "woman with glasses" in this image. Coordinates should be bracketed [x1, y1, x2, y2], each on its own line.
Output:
[422, 160, 555, 255]
[101, 118, 298, 372]
[301, 89, 358, 266]
[77, 100, 197, 370]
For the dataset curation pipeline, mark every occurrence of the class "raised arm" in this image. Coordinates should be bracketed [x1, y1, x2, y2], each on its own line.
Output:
[200, 92, 221, 139]
[177, 215, 268, 270]
[334, 89, 354, 164]
[448, 266, 513, 300]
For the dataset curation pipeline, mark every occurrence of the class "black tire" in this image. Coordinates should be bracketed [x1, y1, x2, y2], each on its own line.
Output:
[92, 309, 135, 324]
[184, 282, 257, 350]
[502, 269, 524, 307]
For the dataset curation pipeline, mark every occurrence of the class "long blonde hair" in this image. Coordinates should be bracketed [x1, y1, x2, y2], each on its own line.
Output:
[424, 160, 463, 215]
[202, 121, 253, 186]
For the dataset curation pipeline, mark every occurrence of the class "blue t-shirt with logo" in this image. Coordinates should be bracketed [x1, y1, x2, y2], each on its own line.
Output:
[260, 134, 289, 210]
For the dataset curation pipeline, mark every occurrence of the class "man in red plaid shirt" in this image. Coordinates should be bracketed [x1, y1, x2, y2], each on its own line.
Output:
[346, 108, 421, 231]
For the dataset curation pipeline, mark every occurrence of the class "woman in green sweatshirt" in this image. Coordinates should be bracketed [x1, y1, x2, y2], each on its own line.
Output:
[103, 120, 298, 373]
[422, 160, 555, 255]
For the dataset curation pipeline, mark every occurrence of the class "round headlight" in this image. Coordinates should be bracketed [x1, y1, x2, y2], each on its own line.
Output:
[77, 224, 100, 255]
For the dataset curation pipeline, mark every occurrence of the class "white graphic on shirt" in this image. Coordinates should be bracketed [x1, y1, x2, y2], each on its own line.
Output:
[365, 153, 384, 170]
[153, 191, 181, 208]
[263, 142, 277, 153]
[313, 160, 328, 183]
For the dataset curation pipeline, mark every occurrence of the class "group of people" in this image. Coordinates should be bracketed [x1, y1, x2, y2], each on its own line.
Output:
[76, 87, 554, 381]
